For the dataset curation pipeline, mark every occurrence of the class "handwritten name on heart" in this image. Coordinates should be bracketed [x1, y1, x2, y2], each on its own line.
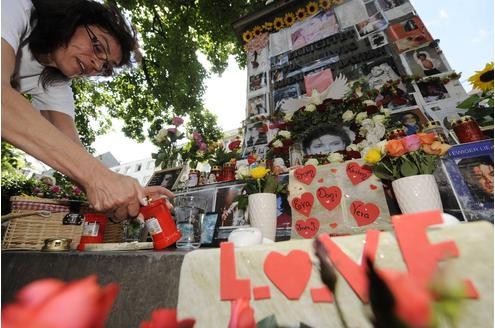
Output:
[316, 186, 342, 211]
[291, 193, 314, 217]
[294, 165, 316, 185]
[263, 250, 312, 300]
[295, 218, 320, 239]
[350, 201, 380, 226]
[346, 162, 372, 185]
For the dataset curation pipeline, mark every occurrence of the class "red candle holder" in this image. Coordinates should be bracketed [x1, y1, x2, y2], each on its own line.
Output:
[452, 116, 485, 143]
[140, 199, 181, 250]
[386, 128, 407, 140]
[222, 163, 235, 182]
[77, 213, 107, 251]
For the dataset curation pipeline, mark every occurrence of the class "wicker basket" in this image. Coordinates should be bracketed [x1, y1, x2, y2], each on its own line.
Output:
[2, 196, 123, 250]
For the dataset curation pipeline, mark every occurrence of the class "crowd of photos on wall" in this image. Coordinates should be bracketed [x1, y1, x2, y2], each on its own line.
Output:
[442, 140, 494, 223]
[240, 0, 468, 159]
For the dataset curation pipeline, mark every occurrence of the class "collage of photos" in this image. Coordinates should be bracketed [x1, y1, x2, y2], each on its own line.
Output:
[354, 0, 388, 39]
[376, 0, 414, 21]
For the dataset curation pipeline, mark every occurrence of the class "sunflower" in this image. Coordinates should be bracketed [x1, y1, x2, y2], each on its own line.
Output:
[319, 0, 331, 10]
[469, 62, 494, 92]
[262, 21, 273, 31]
[273, 17, 284, 31]
[242, 30, 253, 43]
[252, 25, 263, 37]
[284, 12, 296, 27]
[306, 1, 319, 15]
[295, 8, 307, 21]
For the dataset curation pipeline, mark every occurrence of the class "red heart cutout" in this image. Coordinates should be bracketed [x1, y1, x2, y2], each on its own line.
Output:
[369, 184, 378, 190]
[331, 168, 337, 173]
[316, 186, 342, 211]
[317, 178, 324, 183]
[329, 223, 338, 229]
[295, 218, 320, 238]
[264, 250, 312, 300]
[346, 162, 372, 185]
[350, 201, 380, 226]
[291, 193, 314, 217]
[294, 165, 316, 185]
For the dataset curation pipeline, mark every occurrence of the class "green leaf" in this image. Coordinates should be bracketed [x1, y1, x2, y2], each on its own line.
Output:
[457, 94, 481, 109]
[373, 163, 394, 181]
[256, 314, 278, 328]
[236, 194, 248, 211]
[399, 157, 419, 177]
[263, 175, 278, 193]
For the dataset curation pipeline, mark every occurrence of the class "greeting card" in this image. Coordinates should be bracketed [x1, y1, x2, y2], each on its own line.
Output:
[288, 160, 391, 238]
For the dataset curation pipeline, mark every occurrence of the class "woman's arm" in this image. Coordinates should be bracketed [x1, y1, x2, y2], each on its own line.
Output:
[1, 39, 167, 220]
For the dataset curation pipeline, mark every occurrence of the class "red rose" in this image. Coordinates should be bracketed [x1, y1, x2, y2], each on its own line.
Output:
[228, 140, 241, 151]
[228, 299, 255, 328]
[2, 275, 119, 328]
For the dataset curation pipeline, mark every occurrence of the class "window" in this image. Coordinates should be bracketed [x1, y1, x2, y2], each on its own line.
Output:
[135, 163, 142, 172]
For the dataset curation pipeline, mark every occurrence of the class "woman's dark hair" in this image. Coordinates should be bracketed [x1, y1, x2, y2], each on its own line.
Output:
[302, 124, 352, 150]
[27, 0, 137, 87]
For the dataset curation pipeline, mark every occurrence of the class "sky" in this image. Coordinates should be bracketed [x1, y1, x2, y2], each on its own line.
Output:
[93, 0, 494, 164]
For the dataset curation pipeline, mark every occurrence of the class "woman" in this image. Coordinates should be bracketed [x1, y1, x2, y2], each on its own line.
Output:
[2, 0, 172, 221]
[302, 124, 353, 155]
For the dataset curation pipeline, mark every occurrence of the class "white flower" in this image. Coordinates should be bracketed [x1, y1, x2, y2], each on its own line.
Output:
[278, 130, 291, 139]
[346, 143, 359, 152]
[355, 112, 368, 124]
[363, 100, 376, 107]
[304, 158, 319, 166]
[155, 128, 168, 142]
[272, 140, 284, 148]
[372, 114, 386, 124]
[327, 152, 344, 163]
[380, 107, 392, 116]
[284, 112, 294, 122]
[40, 175, 56, 186]
[235, 165, 250, 180]
[273, 158, 286, 167]
[375, 140, 388, 155]
[305, 104, 316, 112]
[342, 110, 355, 122]
[357, 139, 369, 150]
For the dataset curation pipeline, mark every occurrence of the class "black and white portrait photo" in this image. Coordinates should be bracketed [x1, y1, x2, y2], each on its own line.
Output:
[247, 94, 268, 117]
[243, 121, 269, 148]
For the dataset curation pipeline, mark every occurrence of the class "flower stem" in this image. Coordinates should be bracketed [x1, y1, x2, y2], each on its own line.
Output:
[334, 294, 349, 328]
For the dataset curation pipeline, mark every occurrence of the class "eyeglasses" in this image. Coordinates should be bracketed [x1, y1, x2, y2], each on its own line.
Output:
[84, 25, 113, 76]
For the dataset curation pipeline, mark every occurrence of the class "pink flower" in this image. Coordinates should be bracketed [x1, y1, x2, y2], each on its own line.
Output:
[227, 299, 255, 328]
[50, 185, 61, 193]
[172, 116, 184, 127]
[400, 134, 421, 152]
[139, 308, 195, 328]
[192, 131, 202, 142]
[2, 275, 119, 328]
[167, 127, 178, 134]
[72, 186, 82, 195]
[199, 142, 207, 151]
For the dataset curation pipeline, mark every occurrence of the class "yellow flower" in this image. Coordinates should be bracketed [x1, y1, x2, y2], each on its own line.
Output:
[364, 147, 382, 164]
[250, 166, 270, 180]
[319, 0, 331, 10]
[306, 1, 319, 15]
[252, 25, 262, 37]
[262, 22, 273, 31]
[284, 12, 296, 27]
[273, 17, 284, 31]
[295, 8, 307, 21]
[242, 30, 253, 43]
[468, 62, 494, 91]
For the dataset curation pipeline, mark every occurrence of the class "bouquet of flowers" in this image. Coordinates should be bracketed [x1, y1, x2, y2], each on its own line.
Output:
[363, 133, 451, 180]
[235, 164, 285, 210]
[151, 116, 186, 169]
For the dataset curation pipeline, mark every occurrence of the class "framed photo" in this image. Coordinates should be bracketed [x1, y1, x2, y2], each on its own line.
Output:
[174, 187, 217, 213]
[388, 107, 429, 135]
[247, 94, 268, 117]
[242, 121, 269, 149]
[354, 1, 388, 39]
[200, 212, 220, 247]
[275, 174, 292, 241]
[376, 0, 414, 21]
[273, 84, 300, 113]
[416, 79, 450, 103]
[386, 16, 433, 53]
[249, 72, 267, 93]
[368, 31, 388, 49]
[247, 47, 269, 76]
[441, 140, 494, 222]
[146, 166, 184, 190]
[290, 10, 340, 50]
[213, 184, 249, 244]
[401, 44, 450, 77]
